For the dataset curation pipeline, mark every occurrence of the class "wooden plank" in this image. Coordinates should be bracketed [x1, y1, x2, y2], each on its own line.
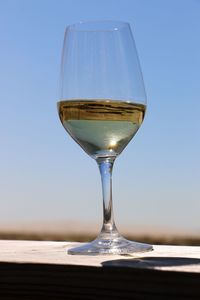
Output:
[0, 241, 199, 299]
[0, 240, 199, 273]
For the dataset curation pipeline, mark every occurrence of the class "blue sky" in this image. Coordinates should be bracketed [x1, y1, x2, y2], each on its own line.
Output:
[0, 0, 199, 235]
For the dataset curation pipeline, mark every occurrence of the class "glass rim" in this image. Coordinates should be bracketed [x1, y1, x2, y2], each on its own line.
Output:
[66, 20, 130, 32]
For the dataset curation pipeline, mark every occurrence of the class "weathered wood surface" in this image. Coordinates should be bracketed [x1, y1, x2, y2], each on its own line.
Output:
[0, 240, 199, 299]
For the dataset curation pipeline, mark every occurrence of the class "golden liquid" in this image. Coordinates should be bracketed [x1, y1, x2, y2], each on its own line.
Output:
[58, 100, 146, 159]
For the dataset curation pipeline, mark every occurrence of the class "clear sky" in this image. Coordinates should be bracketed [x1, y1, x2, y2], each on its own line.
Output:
[0, 0, 199, 235]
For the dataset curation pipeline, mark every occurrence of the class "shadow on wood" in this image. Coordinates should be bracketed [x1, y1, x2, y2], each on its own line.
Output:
[102, 256, 200, 268]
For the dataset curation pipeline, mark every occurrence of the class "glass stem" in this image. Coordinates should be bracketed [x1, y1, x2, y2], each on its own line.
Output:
[97, 157, 118, 237]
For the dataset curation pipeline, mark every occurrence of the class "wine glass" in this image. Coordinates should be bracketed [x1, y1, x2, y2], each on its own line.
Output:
[57, 20, 153, 255]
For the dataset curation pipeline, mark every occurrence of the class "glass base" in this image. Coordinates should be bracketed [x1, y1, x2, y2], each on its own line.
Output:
[68, 232, 153, 255]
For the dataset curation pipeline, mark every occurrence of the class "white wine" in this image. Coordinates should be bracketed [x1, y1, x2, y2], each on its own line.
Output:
[58, 100, 146, 159]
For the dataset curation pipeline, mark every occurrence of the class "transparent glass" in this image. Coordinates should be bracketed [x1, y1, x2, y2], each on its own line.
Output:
[58, 21, 153, 255]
